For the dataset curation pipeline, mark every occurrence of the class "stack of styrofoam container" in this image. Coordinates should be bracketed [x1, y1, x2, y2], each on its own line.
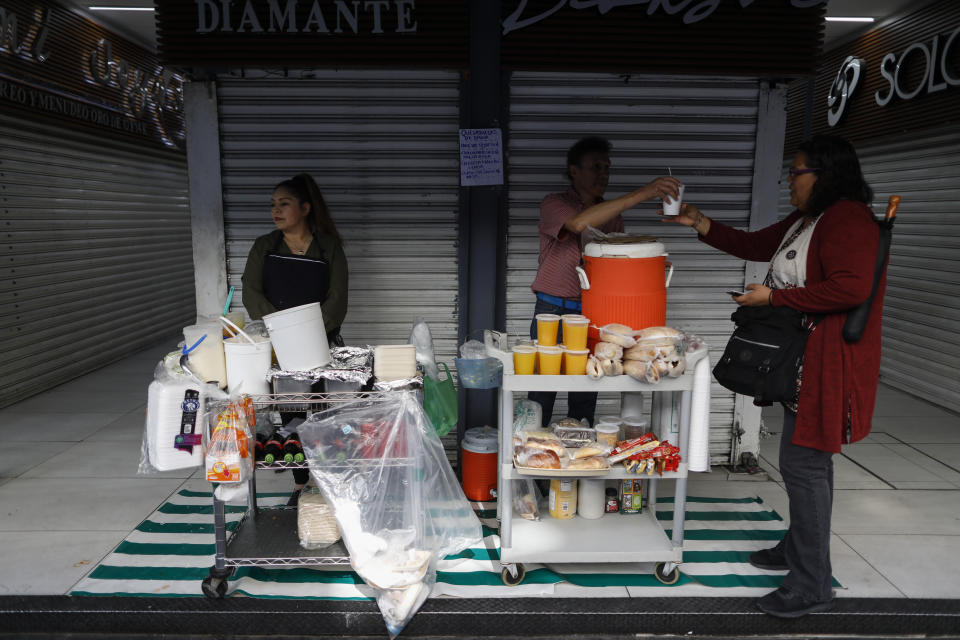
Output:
[373, 345, 417, 381]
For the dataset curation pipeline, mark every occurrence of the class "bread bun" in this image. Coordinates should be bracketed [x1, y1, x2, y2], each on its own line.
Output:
[593, 341, 623, 360]
[636, 326, 683, 340]
[586, 355, 604, 380]
[570, 443, 611, 459]
[597, 323, 637, 348]
[515, 448, 561, 469]
[623, 360, 648, 381]
[567, 456, 609, 470]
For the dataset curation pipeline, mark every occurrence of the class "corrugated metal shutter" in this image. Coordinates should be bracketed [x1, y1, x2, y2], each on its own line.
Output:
[216, 69, 461, 456]
[0, 114, 193, 408]
[506, 72, 761, 464]
[778, 129, 960, 413]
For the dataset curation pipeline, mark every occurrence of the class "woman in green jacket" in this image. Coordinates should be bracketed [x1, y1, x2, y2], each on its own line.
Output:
[242, 172, 348, 505]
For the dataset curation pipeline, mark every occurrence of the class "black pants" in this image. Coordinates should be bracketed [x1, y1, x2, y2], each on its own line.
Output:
[777, 409, 835, 601]
[527, 298, 597, 428]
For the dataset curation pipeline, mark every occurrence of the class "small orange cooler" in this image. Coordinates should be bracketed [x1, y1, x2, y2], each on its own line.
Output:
[575, 237, 673, 348]
[461, 426, 499, 502]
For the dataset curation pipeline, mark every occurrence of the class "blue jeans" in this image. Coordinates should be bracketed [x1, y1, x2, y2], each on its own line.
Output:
[777, 409, 835, 601]
[527, 298, 598, 428]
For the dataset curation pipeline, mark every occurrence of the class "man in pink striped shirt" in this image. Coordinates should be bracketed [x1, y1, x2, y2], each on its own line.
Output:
[529, 136, 681, 427]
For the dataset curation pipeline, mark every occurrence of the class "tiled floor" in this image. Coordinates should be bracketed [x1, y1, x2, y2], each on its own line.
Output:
[1, 338, 958, 600]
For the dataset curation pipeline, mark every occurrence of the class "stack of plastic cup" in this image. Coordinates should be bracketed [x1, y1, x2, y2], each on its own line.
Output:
[512, 344, 536, 375]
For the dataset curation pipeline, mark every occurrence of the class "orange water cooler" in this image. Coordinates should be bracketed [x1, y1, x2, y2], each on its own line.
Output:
[575, 238, 673, 348]
[461, 426, 499, 502]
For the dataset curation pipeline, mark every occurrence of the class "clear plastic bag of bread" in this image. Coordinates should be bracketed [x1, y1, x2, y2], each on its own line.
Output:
[204, 396, 255, 485]
[299, 391, 482, 638]
[513, 478, 542, 521]
[550, 417, 593, 448]
[596, 323, 638, 348]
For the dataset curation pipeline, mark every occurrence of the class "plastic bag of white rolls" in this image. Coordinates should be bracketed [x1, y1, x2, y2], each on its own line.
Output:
[299, 391, 482, 638]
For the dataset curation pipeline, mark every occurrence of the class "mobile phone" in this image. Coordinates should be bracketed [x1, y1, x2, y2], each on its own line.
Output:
[726, 289, 748, 297]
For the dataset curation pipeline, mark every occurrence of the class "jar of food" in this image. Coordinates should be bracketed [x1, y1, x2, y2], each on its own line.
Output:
[594, 421, 620, 447]
[621, 415, 649, 442]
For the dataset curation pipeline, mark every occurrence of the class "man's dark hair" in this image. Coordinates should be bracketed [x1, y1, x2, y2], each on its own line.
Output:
[566, 136, 612, 181]
[797, 135, 873, 215]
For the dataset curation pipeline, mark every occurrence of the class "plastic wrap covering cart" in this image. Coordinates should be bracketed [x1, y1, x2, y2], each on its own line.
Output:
[201, 391, 376, 599]
[299, 391, 482, 637]
[494, 348, 709, 587]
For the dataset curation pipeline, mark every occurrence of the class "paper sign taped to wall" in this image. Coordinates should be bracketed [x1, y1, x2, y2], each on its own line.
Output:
[459, 128, 503, 186]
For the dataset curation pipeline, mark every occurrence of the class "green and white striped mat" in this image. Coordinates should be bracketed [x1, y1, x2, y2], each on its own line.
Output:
[72, 486, 830, 599]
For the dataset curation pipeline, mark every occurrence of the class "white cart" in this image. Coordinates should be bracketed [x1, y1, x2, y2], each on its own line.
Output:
[496, 367, 698, 586]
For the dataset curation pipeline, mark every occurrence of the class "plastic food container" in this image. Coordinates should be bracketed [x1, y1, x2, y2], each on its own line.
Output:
[594, 421, 621, 447]
[552, 423, 596, 448]
[549, 478, 578, 519]
[621, 415, 649, 441]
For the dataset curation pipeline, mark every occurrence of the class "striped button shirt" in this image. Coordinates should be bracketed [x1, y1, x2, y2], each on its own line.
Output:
[530, 188, 625, 299]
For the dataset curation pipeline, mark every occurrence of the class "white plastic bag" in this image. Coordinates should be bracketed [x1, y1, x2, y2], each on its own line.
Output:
[300, 391, 482, 638]
[408, 316, 439, 380]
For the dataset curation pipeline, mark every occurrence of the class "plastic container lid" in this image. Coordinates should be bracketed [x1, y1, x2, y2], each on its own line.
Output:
[583, 240, 666, 258]
[594, 421, 620, 434]
[463, 426, 498, 454]
[621, 415, 648, 427]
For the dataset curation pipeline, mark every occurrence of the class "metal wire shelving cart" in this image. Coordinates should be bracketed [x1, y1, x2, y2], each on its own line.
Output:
[202, 391, 396, 598]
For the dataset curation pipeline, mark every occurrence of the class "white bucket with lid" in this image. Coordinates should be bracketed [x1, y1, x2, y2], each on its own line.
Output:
[263, 302, 331, 371]
[577, 478, 606, 519]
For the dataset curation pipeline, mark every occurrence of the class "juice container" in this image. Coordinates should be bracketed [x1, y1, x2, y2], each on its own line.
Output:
[549, 478, 578, 519]
[561, 315, 590, 350]
[512, 344, 537, 375]
[537, 345, 563, 375]
[535, 313, 560, 346]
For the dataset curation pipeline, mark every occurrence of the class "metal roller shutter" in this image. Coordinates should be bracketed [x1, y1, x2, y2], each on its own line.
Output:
[506, 72, 761, 464]
[215, 70, 461, 456]
[0, 114, 193, 408]
[779, 130, 960, 413]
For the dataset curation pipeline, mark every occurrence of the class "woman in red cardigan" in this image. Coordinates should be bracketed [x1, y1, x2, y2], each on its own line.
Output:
[668, 135, 883, 618]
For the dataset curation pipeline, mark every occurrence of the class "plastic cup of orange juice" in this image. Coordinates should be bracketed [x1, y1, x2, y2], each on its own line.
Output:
[512, 344, 537, 375]
[563, 348, 590, 375]
[535, 313, 560, 346]
[561, 315, 590, 350]
[536, 345, 563, 375]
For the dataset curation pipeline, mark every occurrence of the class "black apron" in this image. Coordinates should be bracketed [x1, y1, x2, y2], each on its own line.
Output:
[262, 234, 342, 345]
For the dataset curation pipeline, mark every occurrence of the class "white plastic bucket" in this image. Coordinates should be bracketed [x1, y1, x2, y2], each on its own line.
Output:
[263, 303, 331, 371]
[224, 337, 273, 395]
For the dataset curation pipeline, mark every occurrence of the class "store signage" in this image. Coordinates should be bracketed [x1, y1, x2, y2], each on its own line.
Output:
[827, 25, 960, 126]
[86, 38, 184, 122]
[194, 0, 418, 34]
[826, 56, 863, 126]
[875, 25, 960, 105]
[0, 1, 185, 148]
[502, 0, 825, 35]
[0, 5, 50, 61]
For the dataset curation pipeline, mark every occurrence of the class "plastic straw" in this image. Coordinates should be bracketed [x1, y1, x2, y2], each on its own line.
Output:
[182, 334, 207, 355]
[222, 286, 235, 316]
[668, 167, 672, 176]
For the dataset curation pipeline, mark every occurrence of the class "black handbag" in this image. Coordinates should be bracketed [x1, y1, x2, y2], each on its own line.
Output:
[712, 306, 819, 405]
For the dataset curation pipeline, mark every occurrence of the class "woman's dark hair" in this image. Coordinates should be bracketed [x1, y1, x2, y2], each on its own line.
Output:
[797, 134, 873, 215]
[274, 173, 343, 245]
[566, 136, 612, 181]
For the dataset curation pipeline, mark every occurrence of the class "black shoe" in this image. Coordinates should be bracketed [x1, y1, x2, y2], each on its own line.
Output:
[757, 587, 834, 618]
[286, 488, 302, 507]
[749, 547, 788, 571]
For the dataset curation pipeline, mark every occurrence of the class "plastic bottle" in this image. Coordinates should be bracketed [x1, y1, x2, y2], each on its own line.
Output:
[282, 432, 305, 463]
[263, 431, 284, 464]
[254, 432, 267, 461]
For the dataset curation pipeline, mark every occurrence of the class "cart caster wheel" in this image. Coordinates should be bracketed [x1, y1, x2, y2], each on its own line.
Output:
[501, 564, 526, 586]
[655, 562, 680, 585]
[201, 576, 228, 599]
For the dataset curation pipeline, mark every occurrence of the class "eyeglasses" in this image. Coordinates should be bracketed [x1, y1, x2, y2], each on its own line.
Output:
[788, 167, 820, 177]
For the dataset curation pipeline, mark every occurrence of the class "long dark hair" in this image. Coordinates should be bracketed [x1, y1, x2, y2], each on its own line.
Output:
[274, 173, 343, 245]
[797, 135, 873, 215]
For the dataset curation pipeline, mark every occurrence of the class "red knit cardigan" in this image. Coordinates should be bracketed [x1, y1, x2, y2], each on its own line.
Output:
[701, 199, 886, 453]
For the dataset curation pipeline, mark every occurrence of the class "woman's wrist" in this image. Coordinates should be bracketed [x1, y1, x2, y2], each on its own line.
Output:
[693, 211, 708, 235]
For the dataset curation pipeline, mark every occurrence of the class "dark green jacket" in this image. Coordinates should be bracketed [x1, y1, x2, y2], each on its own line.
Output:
[241, 229, 348, 332]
